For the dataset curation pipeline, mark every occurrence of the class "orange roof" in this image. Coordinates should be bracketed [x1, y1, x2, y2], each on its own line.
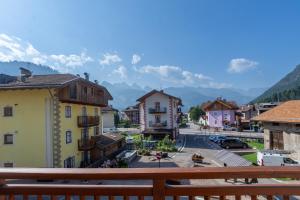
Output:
[252, 100, 300, 123]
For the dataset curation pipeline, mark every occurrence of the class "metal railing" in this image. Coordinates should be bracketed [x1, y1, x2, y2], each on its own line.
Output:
[149, 107, 167, 114]
[0, 167, 300, 200]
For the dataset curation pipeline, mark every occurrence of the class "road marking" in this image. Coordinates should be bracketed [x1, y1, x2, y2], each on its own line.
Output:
[171, 135, 187, 158]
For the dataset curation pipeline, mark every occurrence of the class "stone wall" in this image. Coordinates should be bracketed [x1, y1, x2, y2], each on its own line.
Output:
[263, 122, 300, 161]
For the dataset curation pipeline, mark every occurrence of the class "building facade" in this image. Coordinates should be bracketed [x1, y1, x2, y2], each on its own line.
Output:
[0, 68, 112, 168]
[253, 100, 300, 161]
[101, 106, 116, 130]
[123, 105, 140, 125]
[202, 98, 238, 129]
[137, 90, 182, 140]
[237, 105, 258, 130]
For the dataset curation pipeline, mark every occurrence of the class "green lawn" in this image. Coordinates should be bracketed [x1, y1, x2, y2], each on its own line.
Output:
[247, 141, 264, 150]
[242, 152, 257, 164]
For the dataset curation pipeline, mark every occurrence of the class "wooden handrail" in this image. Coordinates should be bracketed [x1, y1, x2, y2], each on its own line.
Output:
[1, 167, 300, 180]
[1, 167, 300, 200]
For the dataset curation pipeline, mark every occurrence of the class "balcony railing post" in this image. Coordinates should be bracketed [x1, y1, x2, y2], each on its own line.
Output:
[0, 179, 6, 200]
[153, 178, 165, 200]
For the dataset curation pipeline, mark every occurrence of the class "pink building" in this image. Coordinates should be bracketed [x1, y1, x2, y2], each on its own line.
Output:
[202, 98, 238, 129]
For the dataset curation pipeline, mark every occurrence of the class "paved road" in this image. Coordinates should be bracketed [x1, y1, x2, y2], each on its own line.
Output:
[187, 123, 264, 139]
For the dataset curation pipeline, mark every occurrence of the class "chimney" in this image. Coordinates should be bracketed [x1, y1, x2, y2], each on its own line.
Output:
[19, 67, 32, 82]
[83, 72, 89, 81]
[94, 80, 99, 84]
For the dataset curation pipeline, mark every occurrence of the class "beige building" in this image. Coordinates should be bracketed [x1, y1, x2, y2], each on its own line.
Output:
[101, 106, 117, 132]
[253, 100, 300, 161]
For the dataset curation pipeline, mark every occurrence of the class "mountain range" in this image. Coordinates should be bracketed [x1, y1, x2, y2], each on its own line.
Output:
[0, 61, 267, 112]
[252, 64, 300, 103]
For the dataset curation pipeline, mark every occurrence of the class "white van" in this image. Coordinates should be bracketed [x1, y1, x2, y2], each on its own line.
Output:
[257, 151, 300, 166]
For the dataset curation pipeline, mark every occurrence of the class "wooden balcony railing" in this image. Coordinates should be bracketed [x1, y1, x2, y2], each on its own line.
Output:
[77, 116, 100, 127]
[1, 167, 300, 200]
[78, 139, 96, 151]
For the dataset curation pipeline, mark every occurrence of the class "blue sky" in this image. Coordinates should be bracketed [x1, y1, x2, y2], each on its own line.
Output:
[0, 0, 300, 89]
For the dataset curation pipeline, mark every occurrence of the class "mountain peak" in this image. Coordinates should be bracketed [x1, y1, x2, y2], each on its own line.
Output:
[252, 64, 300, 103]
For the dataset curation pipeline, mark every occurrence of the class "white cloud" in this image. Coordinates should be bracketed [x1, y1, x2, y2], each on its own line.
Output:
[99, 53, 122, 65]
[131, 54, 141, 65]
[228, 58, 258, 73]
[136, 64, 229, 88]
[138, 65, 182, 78]
[112, 65, 127, 79]
[0, 33, 93, 72]
[50, 52, 93, 67]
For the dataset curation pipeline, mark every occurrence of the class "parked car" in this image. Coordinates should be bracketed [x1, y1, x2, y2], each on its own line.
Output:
[209, 135, 217, 142]
[223, 125, 237, 131]
[257, 152, 300, 166]
[213, 136, 227, 144]
[220, 138, 248, 149]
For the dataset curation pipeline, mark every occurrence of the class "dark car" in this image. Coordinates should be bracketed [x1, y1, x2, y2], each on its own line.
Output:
[220, 138, 248, 149]
[214, 136, 227, 144]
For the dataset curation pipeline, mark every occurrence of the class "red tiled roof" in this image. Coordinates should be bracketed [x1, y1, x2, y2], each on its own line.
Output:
[252, 100, 300, 123]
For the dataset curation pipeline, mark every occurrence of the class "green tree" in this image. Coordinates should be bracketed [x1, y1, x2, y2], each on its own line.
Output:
[114, 112, 120, 126]
[189, 106, 205, 122]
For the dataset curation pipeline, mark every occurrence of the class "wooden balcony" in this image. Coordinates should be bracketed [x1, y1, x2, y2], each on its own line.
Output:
[149, 107, 167, 114]
[0, 167, 300, 200]
[78, 139, 95, 151]
[77, 116, 100, 127]
[149, 120, 168, 128]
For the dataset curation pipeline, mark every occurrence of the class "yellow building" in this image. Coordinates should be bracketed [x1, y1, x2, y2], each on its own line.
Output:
[0, 68, 112, 168]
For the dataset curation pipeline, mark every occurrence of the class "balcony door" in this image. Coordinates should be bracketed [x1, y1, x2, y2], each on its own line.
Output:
[155, 102, 160, 111]
[81, 128, 89, 140]
[270, 131, 284, 150]
[155, 115, 161, 123]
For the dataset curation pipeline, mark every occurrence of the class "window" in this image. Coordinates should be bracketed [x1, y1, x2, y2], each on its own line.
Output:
[155, 102, 160, 111]
[66, 131, 72, 144]
[215, 120, 218, 125]
[94, 107, 99, 116]
[65, 106, 71, 118]
[82, 107, 87, 116]
[224, 113, 228, 120]
[91, 88, 94, 96]
[94, 126, 99, 135]
[4, 134, 13, 144]
[64, 156, 75, 168]
[3, 162, 13, 167]
[69, 84, 77, 99]
[3, 106, 13, 117]
[272, 123, 280, 126]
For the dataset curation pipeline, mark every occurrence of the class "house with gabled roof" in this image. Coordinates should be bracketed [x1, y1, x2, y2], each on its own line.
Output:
[0, 68, 113, 168]
[137, 90, 182, 140]
[253, 100, 300, 160]
[201, 97, 239, 129]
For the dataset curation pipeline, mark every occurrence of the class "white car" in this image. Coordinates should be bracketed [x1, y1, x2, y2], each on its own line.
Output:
[257, 151, 300, 166]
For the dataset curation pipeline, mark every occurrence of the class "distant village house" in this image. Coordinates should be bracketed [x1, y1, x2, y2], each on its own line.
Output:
[201, 98, 239, 129]
[253, 100, 300, 161]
